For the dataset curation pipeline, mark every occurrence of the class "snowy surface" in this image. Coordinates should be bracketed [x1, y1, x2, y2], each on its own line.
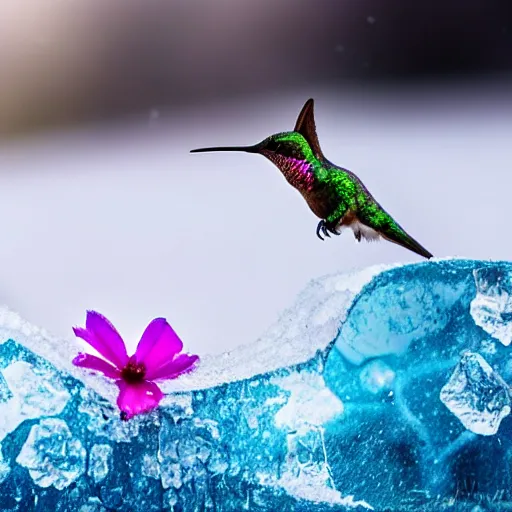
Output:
[0, 86, 511, 356]
[1, 259, 512, 510]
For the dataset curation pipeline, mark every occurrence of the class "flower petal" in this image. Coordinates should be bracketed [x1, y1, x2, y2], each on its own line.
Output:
[73, 310, 128, 368]
[116, 380, 163, 419]
[72, 353, 121, 379]
[134, 318, 183, 371]
[146, 353, 199, 381]
[134, 318, 168, 362]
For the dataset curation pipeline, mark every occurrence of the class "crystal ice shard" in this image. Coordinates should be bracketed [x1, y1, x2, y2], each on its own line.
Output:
[470, 267, 512, 346]
[440, 351, 511, 436]
[191, 99, 433, 259]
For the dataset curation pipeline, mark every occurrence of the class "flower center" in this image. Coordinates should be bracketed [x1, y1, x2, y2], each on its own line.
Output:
[121, 360, 146, 383]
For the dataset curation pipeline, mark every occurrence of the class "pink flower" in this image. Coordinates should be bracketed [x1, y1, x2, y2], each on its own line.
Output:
[72, 310, 199, 420]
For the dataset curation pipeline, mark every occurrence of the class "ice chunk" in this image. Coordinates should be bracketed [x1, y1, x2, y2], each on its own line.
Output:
[88, 444, 112, 483]
[1, 259, 512, 511]
[16, 418, 86, 490]
[470, 267, 512, 346]
[0, 360, 69, 440]
[440, 351, 511, 435]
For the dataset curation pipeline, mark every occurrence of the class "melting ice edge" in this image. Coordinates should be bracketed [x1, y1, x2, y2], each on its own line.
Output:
[1, 259, 512, 511]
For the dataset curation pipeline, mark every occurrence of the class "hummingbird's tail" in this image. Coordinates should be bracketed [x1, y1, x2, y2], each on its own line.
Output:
[356, 203, 433, 259]
[379, 227, 433, 259]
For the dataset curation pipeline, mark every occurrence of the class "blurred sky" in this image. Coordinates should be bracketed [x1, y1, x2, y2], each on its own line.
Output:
[0, 1, 511, 353]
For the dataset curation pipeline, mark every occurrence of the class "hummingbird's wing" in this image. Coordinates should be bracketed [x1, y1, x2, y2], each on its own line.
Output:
[293, 99, 325, 160]
[356, 202, 433, 259]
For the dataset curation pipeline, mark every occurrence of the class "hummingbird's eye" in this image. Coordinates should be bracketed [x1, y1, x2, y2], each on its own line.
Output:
[266, 140, 281, 152]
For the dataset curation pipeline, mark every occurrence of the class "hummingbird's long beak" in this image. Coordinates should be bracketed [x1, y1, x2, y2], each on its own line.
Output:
[190, 144, 259, 154]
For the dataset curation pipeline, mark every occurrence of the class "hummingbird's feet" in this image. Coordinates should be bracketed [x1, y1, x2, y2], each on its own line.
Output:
[316, 220, 340, 241]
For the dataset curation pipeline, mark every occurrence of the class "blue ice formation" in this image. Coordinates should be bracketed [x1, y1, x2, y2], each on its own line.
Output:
[1, 259, 512, 511]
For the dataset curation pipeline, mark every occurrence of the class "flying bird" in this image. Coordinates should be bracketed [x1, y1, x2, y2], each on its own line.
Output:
[191, 99, 432, 259]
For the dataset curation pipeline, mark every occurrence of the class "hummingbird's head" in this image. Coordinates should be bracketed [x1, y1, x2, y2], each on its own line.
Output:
[255, 131, 316, 166]
[190, 98, 325, 165]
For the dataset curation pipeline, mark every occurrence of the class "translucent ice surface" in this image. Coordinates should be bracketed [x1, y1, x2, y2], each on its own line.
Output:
[2, 259, 512, 511]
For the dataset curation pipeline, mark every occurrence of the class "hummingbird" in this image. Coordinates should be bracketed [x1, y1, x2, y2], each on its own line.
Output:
[191, 99, 433, 259]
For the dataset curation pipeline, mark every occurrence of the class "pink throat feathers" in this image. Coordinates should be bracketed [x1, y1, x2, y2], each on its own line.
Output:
[263, 153, 315, 192]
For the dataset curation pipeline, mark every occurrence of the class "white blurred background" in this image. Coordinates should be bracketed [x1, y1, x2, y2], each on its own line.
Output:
[0, 1, 511, 353]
